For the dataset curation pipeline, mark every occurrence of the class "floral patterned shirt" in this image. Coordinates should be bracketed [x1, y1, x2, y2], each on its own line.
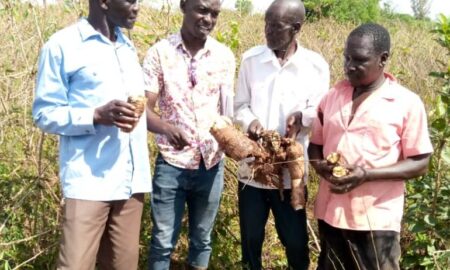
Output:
[143, 33, 235, 169]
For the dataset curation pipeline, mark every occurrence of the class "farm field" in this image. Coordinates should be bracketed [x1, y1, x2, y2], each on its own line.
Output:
[0, 1, 449, 269]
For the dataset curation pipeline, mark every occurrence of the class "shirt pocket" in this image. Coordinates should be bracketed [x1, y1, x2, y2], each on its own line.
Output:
[250, 82, 268, 111]
[283, 87, 310, 112]
[71, 64, 104, 89]
[362, 119, 399, 157]
[68, 64, 106, 106]
[205, 70, 222, 94]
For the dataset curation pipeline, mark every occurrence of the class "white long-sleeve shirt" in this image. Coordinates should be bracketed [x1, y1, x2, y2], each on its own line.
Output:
[234, 44, 329, 189]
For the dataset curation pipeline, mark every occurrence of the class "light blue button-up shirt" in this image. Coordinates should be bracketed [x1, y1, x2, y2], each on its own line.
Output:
[32, 18, 152, 201]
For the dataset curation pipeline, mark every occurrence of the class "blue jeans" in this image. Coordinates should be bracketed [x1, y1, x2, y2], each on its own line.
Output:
[148, 155, 224, 270]
[238, 182, 309, 270]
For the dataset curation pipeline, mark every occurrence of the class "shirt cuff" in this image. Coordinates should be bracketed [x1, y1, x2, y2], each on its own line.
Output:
[301, 109, 316, 128]
[70, 107, 96, 135]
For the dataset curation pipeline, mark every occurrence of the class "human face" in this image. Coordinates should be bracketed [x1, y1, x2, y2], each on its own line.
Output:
[105, 0, 139, 29]
[181, 0, 221, 41]
[264, 6, 296, 51]
[344, 35, 386, 88]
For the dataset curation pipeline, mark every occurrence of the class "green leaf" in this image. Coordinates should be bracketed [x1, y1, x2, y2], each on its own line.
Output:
[441, 145, 450, 164]
[429, 71, 445, 78]
[432, 118, 446, 130]
[424, 214, 436, 226]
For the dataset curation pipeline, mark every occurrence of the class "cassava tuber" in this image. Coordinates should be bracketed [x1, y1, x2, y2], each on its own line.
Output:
[121, 95, 147, 133]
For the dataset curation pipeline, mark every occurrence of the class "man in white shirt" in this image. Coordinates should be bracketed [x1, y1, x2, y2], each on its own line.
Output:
[234, 0, 329, 269]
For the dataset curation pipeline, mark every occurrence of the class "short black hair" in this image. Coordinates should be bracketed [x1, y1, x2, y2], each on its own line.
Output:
[349, 23, 391, 54]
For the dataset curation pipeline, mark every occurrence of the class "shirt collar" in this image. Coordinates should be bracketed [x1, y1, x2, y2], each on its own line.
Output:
[260, 42, 303, 65]
[377, 73, 397, 100]
[171, 32, 212, 58]
[77, 18, 133, 47]
[339, 73, 398, 100]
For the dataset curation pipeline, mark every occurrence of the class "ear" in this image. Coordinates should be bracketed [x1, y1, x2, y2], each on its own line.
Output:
[180, 0, 186, 13]
[379, 51, 389, 67]
[99, 0, 108, 10]
[292, 22, 301, 34]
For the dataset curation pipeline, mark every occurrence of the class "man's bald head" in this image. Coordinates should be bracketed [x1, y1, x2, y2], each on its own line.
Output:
[265, 0, 305, 51]
[266, 0, 305, 26]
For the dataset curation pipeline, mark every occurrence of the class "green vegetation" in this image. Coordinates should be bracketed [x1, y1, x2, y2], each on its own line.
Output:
[235, 0, 252, 16]
[0, 0, 449, 269]
[304, 0, 380, 23]
[402, 14, 450, 268]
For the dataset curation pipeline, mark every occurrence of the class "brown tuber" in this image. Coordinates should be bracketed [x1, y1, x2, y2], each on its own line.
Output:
[210, 117, 267, 161]
[121, 95, 147, 133]
[209, 121, 306, 210]
[285, 138, 305, 210]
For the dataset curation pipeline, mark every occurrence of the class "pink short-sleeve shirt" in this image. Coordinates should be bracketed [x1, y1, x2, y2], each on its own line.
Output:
[310, 73, 433, 232]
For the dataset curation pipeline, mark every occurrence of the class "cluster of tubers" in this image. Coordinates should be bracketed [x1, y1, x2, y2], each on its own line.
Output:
[121, 95, 147, 133]
[210, 118, 306, 210]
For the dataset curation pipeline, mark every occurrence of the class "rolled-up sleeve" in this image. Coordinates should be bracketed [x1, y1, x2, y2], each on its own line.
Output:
[32, 43, 95, 136]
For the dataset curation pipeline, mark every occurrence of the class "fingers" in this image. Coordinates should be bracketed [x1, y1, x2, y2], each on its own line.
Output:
[166, 126, 190, 150]
[174, 134, 190, 150]
[248, 120, 264, 139]
[113, 100, 138, 118]
[329, 182, 354, 194]
[285, 114, 301, 138]
[328, 166, 366, 193]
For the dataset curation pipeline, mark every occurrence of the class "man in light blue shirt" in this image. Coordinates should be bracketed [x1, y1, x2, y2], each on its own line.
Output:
[32, 0, 151, 269]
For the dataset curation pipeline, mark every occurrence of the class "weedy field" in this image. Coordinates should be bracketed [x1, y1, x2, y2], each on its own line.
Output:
[0, 1, 448, 269]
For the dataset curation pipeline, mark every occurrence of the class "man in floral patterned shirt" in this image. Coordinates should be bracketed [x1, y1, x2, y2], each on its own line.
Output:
[142, 0, 235, 269]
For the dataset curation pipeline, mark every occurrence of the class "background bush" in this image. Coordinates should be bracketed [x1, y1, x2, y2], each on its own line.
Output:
[0, 1, 448, 269]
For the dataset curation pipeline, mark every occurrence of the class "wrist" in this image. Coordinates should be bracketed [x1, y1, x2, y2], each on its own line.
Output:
[359, 166, 369, 182]
[93, 108, 101, 124]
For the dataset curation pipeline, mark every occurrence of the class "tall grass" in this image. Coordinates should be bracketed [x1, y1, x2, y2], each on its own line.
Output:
[0, 1, 447, 269]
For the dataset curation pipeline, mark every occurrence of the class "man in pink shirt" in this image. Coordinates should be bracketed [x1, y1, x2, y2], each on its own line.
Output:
[142, 0, 235, 269]
[309, 23, 433, 269]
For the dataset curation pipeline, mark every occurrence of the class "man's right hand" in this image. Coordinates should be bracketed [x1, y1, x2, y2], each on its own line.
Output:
[94, 100, 138, 130]
[163, 125, 190, 150]
[248, 119, 264, 140]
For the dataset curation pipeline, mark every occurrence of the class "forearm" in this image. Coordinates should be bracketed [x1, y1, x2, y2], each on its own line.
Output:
[33, 105, 95, 136]
[365, 153, 431, 181]
[308, 143, 325, 171]
[146, 111, 171, 135]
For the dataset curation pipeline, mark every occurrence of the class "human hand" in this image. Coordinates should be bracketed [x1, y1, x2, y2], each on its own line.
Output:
[163, 125, 190, 150]
[313, 159, 334, 181]
[285, 112, 302, 139]
[328, 165, 368, 193]
[248, 119, 264, 140]
[94, 100, 138, 131]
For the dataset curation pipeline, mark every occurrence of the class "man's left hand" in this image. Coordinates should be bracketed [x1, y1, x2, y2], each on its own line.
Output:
[285, 111, 303, 139]
[328, 165, 368, 193]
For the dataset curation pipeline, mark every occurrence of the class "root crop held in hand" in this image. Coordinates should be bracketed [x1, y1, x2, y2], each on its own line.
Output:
[210, 120, 305, 209]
